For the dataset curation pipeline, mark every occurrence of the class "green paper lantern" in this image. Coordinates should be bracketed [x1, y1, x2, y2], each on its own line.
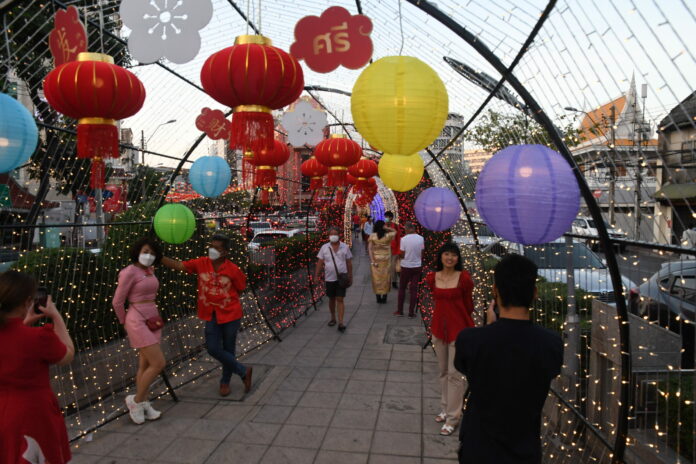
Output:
[154, 204, 196, 244]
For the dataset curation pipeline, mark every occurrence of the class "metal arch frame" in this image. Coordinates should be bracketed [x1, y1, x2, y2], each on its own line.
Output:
[403, 0, 631, 461]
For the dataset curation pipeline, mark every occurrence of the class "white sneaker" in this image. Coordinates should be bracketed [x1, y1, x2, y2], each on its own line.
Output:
[125, 394, 145, 424]
[142, 401, 162, 421]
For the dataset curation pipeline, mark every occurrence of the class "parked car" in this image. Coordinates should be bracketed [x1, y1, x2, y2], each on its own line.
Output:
[572, 216, 627, 252]
[453, 223, 509, 256]
[249, 221, 273, 235]
[248, 229, 302, 251]
[629, 260, 695, 367]
[503, 238, 636, 304]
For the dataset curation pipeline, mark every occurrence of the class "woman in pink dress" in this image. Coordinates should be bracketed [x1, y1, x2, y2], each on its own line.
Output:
[0, 270, 74, 464]
[113, 237, 165, 424]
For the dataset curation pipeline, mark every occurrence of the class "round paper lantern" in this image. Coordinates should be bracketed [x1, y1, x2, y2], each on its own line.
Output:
[154, 204, 196, 244]
[249, 139, 291, 189]
[414, 187, 461, 232]
[0, 93, 38, 173]
[314, 134, 363, 187]
[43, 52, 146, 188]
[301, 156, 328, 189]
[351, 56, 448, 155]
[189, 156, 231, 198]
[475, 144, 580, 245]
[200, 35, 304, 153]
[378, 153, 423, 192]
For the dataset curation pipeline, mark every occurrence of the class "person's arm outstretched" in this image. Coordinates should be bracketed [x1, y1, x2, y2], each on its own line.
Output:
[25, 296, 75, 366]
[161, 256, 186, 272]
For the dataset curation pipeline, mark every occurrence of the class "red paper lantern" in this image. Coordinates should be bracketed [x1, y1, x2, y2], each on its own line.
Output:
[43, 52, 146, 188]
[314, 134, 363, 187]
[201, 35, 304, 154]
[301, 156, 328, 190]
[249, 139, 290, 204]
[348, 157, 377, 192]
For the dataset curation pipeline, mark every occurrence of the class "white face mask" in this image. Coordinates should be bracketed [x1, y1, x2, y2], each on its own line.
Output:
[208, 247, 222, 260]
[139, 253, 156, 267]
[385, 218, 391, 223]
[329, 235, 339, 243]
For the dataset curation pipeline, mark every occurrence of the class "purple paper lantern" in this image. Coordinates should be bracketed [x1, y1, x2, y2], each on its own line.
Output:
[475, 144, 580, 245]
[414, 187, 462, 232]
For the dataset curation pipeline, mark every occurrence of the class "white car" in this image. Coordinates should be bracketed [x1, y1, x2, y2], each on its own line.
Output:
[248, 229, 302, 251]
[572, 216, 627, 252]
[505, 238, 635, 303]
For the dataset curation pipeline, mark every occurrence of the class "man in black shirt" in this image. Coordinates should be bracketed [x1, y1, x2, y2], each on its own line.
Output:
[454, 254, 563, 464]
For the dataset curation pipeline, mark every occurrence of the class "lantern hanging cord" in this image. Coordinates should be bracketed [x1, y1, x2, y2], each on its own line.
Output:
[98, 3, 104, 54]
[397, 0, 404, 56]
[2, 14, 11, 92]
[258, 0, 262, 35]
[246, 0, 251, 35]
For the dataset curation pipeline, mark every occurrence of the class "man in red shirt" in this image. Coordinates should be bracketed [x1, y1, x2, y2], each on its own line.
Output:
[384, 211, 402, 289]
[162, 234, 252, 397]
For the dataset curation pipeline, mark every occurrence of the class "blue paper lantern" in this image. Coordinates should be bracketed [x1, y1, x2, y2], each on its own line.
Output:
[189, 156, 231, 197]
[0, 93, 38, 173]
[475, 144, 580, 245]
[414, 187, 462, 232]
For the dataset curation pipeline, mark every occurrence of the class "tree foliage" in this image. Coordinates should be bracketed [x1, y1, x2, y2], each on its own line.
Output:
[463, 110, 585, 153]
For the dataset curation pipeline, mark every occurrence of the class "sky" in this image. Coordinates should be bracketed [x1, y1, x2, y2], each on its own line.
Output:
[118, 0, 696, 169]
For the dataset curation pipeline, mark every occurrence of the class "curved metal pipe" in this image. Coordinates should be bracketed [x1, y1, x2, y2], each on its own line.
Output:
[405, 1, 631, 461]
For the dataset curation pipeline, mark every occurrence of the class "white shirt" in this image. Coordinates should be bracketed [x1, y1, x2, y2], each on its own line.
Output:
[317, 242, 352, 282]
[363, 221, 374, 235]
[400, 233, 424, 268]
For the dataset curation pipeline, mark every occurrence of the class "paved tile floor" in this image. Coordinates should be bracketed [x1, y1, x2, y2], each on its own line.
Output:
[70, 240, 459, 463]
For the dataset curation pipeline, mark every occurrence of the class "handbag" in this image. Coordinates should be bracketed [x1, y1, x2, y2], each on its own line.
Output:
[131, 303, 165, 332]
[328, 245, 351, 289]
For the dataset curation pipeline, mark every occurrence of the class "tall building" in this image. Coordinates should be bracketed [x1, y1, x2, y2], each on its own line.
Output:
[429, 113, 471, 182]
[463, 149, 492, 173]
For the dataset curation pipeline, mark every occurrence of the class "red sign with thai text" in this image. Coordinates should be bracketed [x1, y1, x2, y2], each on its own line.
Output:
[290, 6, 373, 73]
[196, 108, 231, 140]
[49, 6, 87, 67]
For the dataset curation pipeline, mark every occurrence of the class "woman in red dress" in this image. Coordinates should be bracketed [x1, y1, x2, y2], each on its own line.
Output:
[0, 271, 75, 464]
[426, 242, 475, 436]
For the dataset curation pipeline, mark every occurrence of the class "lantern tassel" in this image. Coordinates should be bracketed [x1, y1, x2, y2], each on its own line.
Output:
[327, 168, 347, 187]
[230, 110, 274, 153]
[77, 119, 118, 159]
[335, 188, 344, 205]
[260, 189, 270, 205]
[254, 167, 276, 189]
[90, 158, 105, 189]
[310, 177, 323, 190]
[242, 158, 255, 186]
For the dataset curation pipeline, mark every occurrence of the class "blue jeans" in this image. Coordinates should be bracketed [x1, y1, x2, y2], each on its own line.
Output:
[205, 313, 246, 384]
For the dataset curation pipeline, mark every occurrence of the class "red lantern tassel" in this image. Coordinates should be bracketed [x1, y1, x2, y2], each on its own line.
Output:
[230, 106, 274, 153]
[335, 188, 344, 204]
[310, 176, 323, 190]
[242, 156, 255, 186]
[254, 167, 277, 189]
[90, 158, 105, 189]
[260, 189, 270, 205]
[78, 118, 119, 159]
[327, 167, 347, 187]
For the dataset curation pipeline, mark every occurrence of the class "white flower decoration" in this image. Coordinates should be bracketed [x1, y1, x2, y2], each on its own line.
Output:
[120, 0, 213, 65]
[281, 101, 328, 147]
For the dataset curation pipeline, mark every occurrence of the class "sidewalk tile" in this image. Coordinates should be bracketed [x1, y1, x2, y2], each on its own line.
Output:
[370, 430, 422, 456]
[155, 437, 218, 463]
[273, 424, 325, 449]
[261, 446, 316, 463]
[330, 408, 378, 430]
[337, 393, 382, 411]
[345, 379, 385, 395]
[228, 421, 281, 445]
[320, 427, 373, 453]
[298, 391, 342, 408]
[376, 411, 422, 433]
[380, 395, 421, 414]
[307, 377, 349, 393]
[206, 443, 268, 464]
[315, 450, 369, 464]
[251, 405, 293, 424]
[287, 407, 335, 427]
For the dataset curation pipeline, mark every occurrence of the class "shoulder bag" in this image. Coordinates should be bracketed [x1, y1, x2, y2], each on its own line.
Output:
[328, 245, 351, 289]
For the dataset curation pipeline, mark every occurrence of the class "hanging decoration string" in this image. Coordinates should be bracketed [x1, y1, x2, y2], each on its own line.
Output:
[246, 0, 251, 35]
[398, 0, 404, 56]
[258, 0, 262, 35]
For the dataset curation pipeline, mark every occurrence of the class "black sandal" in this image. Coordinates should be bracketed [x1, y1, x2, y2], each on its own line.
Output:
[338, 324, 346, 332]
[328, 320, 337, 326]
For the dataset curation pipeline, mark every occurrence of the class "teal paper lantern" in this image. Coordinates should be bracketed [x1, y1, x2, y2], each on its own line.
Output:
[0, 93, 38, 173]
[189, 156, 231, 197]
[154, 203, 196, 244]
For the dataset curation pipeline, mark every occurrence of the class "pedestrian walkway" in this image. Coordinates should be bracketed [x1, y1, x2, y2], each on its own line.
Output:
[69, 240, 459, 463]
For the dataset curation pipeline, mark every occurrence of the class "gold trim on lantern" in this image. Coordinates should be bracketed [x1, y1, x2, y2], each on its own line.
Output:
[330, 134, 346, 139]
[329, 166, 347, 171]
[256, 166, 275, 170]
[234, 105, 272, 113]
[78, 117, 117, 126]
[357, 177, 367, 181]
[77, 52, 114, 64]
[235, 35, 272, 46]
[311, 176, 322, 180]
[243, 150, 254, 159]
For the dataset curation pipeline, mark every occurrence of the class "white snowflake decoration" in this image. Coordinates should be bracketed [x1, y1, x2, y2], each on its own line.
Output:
[120, 0, 213, 65]
[22, 436, 46, 464]
[281, 101, 328, 147]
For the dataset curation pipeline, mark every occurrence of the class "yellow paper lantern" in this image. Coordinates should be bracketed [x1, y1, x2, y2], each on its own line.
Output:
[378, 153, 424, 192]
[351, 56, 448, 155]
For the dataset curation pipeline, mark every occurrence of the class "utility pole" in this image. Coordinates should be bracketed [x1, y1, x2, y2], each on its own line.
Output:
[609, 105, 617, 226]
[563, 235, 579, 403]
[634, 84, 648, 241]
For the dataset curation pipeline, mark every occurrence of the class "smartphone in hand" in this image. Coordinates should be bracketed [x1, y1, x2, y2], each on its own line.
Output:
[34, 287, 48, 314]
